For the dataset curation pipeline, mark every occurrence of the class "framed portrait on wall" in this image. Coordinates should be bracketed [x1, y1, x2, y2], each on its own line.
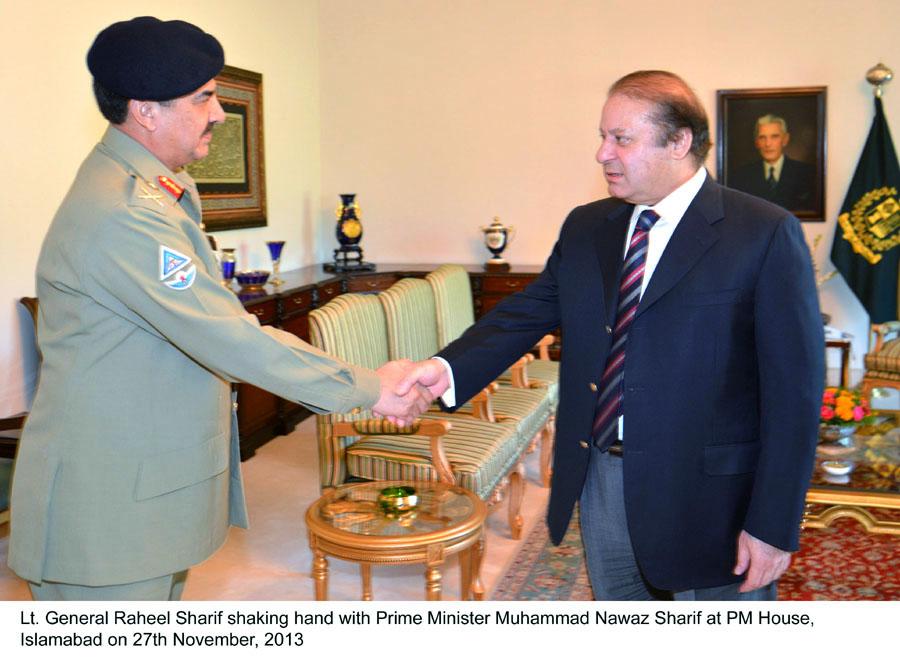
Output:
[716, 87, 826, 221]
[185, 65, 267, 231]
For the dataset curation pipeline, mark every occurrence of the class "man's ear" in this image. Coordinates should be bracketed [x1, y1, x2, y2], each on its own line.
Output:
[782, 132, 791, 147]
[128, 99, 158, 131]
[670, 127, 693, 161]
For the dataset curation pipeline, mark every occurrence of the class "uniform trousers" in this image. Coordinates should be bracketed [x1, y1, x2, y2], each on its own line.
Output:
[29, 570, 188, 601]
[579, 446, 777, 601]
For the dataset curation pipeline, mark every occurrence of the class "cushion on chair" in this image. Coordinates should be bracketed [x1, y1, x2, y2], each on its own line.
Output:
[865, 337, 900, 376]
[346, 416, 521, 500]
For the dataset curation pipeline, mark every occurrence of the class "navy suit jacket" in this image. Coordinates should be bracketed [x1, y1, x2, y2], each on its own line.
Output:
[438, 173, 824, 591]
[729, 156, 815, 212]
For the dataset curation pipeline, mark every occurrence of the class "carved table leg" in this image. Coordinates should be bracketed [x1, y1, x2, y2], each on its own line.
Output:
[471, 530, 486, 601]
[459, 548, 472, 601]
[360, 564, 373, 601]
[425, 543, 445, 601]
[311, 541, 329, 601]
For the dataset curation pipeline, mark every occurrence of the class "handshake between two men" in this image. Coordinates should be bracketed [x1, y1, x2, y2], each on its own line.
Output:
[371, 358, 452, 426]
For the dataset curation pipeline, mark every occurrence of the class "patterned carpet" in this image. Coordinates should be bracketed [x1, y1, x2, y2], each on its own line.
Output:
[492, 507, 900, 601]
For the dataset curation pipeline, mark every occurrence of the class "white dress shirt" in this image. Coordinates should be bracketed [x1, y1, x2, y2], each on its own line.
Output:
[762, 154, 785, 184]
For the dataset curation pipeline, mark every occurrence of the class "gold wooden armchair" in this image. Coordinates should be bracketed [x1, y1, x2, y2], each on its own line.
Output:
[861, 321, 900, 401]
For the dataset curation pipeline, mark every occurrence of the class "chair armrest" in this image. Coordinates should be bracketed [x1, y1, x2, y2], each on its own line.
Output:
[533, 334, 555, 361]
[468, 382, 499, 423]
[872, 321, 900, 352]
[331, 418, 455, 485]
[508, 354, 534, 389]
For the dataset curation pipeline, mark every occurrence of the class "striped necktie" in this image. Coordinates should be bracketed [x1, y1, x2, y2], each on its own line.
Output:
[592, 209, 660, 451]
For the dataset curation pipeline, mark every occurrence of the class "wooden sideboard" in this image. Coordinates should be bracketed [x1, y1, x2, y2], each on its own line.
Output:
[235, 263, 547, 459]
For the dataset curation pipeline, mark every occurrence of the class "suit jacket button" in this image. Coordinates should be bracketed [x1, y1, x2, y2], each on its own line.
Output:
[589, 382, 598, 392]
[605, 325, 612, 334]
[580, 440, 589, 449]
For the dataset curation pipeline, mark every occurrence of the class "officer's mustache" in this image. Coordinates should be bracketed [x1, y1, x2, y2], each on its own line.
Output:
[203, 123, 216, 137]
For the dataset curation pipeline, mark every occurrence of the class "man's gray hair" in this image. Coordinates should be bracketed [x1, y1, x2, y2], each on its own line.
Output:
[755, 114, 788, 136]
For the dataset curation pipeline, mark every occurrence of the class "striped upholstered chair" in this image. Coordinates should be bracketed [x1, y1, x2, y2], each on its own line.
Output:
[426, 264, 560, 405]
[861, 321, 900, 401]
[378, 278, 554, 490]
[426, 264, 559, 485]
[309, 293, 530, 538]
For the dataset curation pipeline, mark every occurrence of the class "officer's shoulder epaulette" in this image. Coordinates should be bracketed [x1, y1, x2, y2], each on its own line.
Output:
[126, 174, 172, 215]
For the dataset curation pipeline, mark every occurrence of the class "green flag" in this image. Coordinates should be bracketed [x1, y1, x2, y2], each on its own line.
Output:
[831, 97, 900, 323]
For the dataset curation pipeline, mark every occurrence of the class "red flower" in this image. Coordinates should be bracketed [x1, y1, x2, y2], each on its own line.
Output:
[821, 406, 835, 420]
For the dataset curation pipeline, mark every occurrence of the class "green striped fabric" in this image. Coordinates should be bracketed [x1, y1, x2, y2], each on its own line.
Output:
[865, 337, 900, 374]
[427, 263, 559, 406]
[378, 278, 441, 361]
[426, 265, 475, 346]
[379, 277, 551, 444]
[309, 292, 522, 496]
[346, 416, 521, 499]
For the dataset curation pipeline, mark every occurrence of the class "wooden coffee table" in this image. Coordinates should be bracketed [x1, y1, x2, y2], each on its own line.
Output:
[805, 413, 900, 535]
[305, 480, 487, 601]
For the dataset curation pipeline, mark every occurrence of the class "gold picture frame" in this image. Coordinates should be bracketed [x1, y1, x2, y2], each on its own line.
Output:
[186, 65, 267, 231]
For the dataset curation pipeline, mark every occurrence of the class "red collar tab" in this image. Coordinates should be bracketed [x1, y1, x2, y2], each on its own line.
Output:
[157, 175, 185, 200]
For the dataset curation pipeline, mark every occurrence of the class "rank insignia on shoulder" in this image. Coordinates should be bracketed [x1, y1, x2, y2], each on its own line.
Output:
[157, 175, 185, 200]
[164, 265, 197, 290]
[159, 245, 193, 281]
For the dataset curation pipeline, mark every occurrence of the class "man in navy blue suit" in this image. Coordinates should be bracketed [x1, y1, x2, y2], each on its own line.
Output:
[729, 114, 815, 212]
[399, 71, 823, 600]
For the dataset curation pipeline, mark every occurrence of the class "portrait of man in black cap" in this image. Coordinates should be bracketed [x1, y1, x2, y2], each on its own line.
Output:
[6, 16, 433, 601]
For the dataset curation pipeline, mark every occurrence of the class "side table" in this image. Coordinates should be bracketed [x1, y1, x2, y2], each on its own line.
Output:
[305, 481, 487, 601]
[825, 338, 852, 388]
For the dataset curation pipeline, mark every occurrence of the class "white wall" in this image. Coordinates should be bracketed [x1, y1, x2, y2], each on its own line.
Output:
[0, 0, 321, 416]
[2, 0, 899, 416]
[318, 0, 900, 378]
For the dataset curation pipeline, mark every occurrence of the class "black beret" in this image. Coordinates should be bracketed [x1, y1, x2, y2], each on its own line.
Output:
[87, 16, 224, 101]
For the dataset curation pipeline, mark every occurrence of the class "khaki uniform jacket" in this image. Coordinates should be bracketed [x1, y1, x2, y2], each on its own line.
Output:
[9, 127, 381, 586]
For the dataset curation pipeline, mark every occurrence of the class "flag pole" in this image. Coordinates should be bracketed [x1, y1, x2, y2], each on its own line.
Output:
[864, 63, 893, 387]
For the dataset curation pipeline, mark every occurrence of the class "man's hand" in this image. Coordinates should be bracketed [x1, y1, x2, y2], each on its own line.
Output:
[733, 530, 791, 593]
[395, 358, 451, 399]
[373, 360, 433, 426]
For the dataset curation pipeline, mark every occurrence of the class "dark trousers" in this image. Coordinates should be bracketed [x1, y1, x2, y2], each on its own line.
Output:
[579, 447, 776, 601]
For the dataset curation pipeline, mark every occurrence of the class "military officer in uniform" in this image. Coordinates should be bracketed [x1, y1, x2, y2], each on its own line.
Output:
[8, 16, 432, 600]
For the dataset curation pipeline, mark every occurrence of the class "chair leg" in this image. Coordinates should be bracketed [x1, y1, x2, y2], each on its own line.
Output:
[540, 417, 555, 488]
[507, 463, 525, 540]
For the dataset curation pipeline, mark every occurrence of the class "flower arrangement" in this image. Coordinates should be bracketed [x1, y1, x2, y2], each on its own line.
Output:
[821, 387, 874, 426]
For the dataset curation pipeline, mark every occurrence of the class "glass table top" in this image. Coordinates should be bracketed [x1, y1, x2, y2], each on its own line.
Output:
[310, 481, 479, 538]
[812, 415, 900, 493]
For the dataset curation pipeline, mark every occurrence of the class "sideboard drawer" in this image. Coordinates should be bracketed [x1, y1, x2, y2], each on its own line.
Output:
[245, 300, 276, 325]
[283, 289, 313, 315]
[317, 281, 343, 304]
[481, 275, 535, 293]
[346, 274, 399, 293]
